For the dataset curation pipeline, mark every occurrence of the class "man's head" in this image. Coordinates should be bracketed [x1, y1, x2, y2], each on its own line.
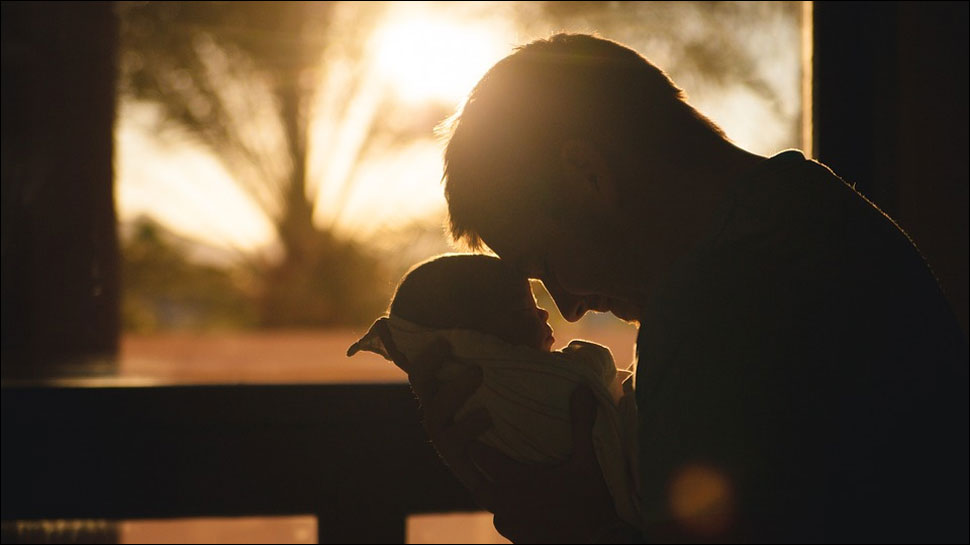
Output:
[390, 254, 555, 351]
[440, 33, 729, 322]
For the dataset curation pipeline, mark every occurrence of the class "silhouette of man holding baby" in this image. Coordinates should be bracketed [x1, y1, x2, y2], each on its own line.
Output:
[369, 34, 967, 543]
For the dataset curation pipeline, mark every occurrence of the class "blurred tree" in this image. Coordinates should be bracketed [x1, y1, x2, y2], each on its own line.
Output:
[532, 1, 803, 148]
[122, 217, 258, 332]
[118, 1, 412, 327]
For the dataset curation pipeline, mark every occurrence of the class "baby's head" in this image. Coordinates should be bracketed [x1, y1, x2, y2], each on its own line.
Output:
[390, 254, 555, 351]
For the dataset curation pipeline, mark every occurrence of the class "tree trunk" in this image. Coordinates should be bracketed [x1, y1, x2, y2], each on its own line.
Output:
[276, 74, 317, 264]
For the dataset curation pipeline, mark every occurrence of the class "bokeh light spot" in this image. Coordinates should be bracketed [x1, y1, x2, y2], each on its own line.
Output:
[668, 463, 736, 538]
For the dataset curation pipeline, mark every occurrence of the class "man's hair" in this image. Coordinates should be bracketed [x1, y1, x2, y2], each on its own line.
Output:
[440, 33, 727, 250]
[390, 253, 527, 329]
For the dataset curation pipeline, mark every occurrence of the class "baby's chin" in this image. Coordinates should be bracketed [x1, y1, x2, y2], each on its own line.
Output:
[541, 333, 556, 352]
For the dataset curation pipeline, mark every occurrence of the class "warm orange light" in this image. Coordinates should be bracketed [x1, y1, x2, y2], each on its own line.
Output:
[668, 463, 735, 538]
[371, 14, 509, 104]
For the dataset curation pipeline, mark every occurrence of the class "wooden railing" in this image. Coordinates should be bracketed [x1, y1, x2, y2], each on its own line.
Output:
[1, 383, 478, 543]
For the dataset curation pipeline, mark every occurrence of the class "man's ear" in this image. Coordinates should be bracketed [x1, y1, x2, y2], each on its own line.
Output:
[560, 139, 619, 207]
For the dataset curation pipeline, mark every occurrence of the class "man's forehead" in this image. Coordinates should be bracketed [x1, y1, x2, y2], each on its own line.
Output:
[484, 243, 538, 278]
[477, 222, 546, 275]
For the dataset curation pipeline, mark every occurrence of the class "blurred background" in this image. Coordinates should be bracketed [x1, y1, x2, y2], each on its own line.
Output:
[115, 4, 804, 538]
[5, 1, 966, 544]
[112, 0, 805, 386]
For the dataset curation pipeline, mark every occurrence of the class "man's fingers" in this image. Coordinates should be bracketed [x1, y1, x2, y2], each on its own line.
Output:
[419, 338, 452, 372]
[408, 338, 452, 400]
[423, 365, 482, 432]
[470, 442, 531, 484]
[436, 409, 491, 462]
[441, 409, 491, 447]
[567, 384, 598, 470]
[436, 411, 495, 505]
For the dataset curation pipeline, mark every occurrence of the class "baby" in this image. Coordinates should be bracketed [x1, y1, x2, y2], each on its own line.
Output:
[348, 253, 639, 528]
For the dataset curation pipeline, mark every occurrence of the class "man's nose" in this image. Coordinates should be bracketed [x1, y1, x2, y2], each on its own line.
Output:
[541, 277, 588, 322]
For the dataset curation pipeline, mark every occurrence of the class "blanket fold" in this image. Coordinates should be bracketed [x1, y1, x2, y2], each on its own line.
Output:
[349, 316, 640, 528]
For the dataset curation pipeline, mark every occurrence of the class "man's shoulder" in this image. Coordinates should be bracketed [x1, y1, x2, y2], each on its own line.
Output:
[637, 149, 960, 383]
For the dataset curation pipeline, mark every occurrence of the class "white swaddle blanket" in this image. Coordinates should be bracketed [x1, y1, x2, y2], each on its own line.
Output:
[347, 316, 641, 529]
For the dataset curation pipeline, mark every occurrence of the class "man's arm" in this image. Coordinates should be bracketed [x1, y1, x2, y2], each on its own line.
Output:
[469, 386, 636, 543]
[400, 340, 638, 543]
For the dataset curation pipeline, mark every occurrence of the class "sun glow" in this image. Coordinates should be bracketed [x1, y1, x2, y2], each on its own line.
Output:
[116, 3, 805, 255]
[371, 14, 510, 103]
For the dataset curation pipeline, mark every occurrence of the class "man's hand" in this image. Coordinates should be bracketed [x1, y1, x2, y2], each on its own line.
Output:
[398, 339, 635, 543]
[470, 385, 631, 543]
[402, 339, 493, 492]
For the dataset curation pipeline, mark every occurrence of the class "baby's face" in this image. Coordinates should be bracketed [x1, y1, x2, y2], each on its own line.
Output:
[479, 281, 555, 351]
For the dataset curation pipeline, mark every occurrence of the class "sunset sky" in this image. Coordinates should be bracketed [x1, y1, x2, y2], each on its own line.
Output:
[115, 1, 805, 255]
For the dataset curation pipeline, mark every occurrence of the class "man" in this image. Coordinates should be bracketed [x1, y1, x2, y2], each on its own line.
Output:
[407, 34, 968, 543]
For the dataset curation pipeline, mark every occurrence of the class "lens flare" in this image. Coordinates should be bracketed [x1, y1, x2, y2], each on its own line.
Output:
[668, 463, 735, 538]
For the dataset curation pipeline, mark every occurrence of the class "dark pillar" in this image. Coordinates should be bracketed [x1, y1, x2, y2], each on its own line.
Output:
[814, 1, 969, 336]
[1, 2, 121, 377]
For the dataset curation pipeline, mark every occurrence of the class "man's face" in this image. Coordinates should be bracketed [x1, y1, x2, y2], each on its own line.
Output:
[466, 138, 644, 323]
[478, 208, 642, 324]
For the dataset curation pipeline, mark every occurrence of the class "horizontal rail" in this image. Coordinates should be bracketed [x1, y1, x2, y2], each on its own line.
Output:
[1, 383, 479, 543]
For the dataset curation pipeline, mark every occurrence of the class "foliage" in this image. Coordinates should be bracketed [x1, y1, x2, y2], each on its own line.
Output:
[256, 230, 392, 327]
[117, 1, 412, 327]
[121, 217, 258, 332]
[115, 1, 803, 330]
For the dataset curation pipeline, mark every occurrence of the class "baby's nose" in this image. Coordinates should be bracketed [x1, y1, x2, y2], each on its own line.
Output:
[538, 307, 549, 321]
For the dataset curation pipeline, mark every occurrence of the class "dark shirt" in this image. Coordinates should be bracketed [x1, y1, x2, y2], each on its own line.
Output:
[635, 150, 968, 542]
